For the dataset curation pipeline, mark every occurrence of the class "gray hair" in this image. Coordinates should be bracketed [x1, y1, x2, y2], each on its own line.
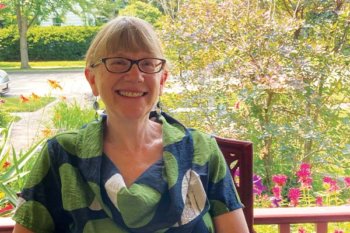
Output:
[85, 16, 165, 67]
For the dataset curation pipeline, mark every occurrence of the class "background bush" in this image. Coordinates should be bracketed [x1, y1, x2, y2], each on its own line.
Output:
[0, 26, 100, 61]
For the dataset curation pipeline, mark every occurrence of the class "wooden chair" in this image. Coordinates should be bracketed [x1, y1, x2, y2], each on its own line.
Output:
[0, 137, 254, 233]
[215, 136, 254, 233]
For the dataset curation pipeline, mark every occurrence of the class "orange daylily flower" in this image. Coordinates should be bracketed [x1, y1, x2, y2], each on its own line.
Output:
[54, 113, 62, 121]
[41, 128, 53, 138]
[20, 95, 30, 103]
[2, 161, 10, 169]
[0, 203, 14, 214]
[31, 92, 40, 101]
[48, 79, 63, 90]
[60, 96, 67, 101]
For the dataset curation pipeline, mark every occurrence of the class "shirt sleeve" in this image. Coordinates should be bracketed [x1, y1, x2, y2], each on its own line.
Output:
[206, 136, 243, 217]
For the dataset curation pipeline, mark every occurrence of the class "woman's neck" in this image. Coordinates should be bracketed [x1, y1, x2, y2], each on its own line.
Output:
[104, 113, 162, 152]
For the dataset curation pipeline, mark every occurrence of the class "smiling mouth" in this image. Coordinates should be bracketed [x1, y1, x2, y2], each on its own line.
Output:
[117, 91, 147, 97]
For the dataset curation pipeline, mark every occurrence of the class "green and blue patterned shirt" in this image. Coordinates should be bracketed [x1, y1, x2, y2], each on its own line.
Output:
[13, 112, 242, 233]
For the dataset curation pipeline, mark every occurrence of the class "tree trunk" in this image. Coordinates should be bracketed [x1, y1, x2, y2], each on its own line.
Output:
[260, 91, 274, 189]
[15, 2, 30, 69]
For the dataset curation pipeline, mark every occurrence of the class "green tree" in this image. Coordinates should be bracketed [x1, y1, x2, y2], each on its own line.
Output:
[0, 3, 15, 27]
[153, 0, 183, 19]
[118, 1, 162, 26]
[161, 0, 350, 188]
[1, 0, 94, 69]
[88, 0, 128, 25]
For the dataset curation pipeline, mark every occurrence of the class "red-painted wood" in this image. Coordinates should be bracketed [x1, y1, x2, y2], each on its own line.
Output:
[280, 224, 291, 233]
[254, 206, 350, 233]
[0, 217, 14, 233]
[215, 136, 254, 233]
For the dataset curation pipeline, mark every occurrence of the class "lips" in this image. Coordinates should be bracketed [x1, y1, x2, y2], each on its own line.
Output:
[117, 90, 146, 97]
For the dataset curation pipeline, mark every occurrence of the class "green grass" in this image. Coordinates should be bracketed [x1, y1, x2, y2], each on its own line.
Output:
[1, 96, 56, 112]
[0, 61, 85, 70]
[52, 101, 95, 131]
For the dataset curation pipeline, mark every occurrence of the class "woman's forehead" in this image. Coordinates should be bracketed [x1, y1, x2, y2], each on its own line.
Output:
[105, 50, 159, 58]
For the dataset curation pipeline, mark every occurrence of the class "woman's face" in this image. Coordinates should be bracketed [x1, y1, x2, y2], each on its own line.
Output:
[85, 51, 168, 121]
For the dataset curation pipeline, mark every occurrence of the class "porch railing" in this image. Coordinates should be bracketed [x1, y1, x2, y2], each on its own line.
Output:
[1, 206, 350, 233]
[0, 217, 14, 233]
[254, 206, 350, 233]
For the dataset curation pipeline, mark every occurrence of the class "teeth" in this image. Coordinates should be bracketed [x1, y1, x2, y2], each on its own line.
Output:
[118, 91, 144, 97]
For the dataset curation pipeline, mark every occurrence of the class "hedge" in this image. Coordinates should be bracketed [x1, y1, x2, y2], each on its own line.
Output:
[0, 26, 100, 61]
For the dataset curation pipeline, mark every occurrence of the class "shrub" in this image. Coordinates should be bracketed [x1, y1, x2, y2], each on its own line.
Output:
[0, 26, 18, 61]
[0, 26, 100, 61]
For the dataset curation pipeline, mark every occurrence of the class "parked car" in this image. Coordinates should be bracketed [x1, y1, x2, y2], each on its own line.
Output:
[0, 69, 9, 96]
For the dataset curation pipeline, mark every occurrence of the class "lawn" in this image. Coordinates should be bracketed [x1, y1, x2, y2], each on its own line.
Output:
[0, 61, 85, 70]
[1, 96, 56, 112]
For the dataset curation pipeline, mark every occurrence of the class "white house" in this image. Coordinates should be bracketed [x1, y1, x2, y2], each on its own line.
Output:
[40, 4, 96, 26]
[40, 11, 88, 26]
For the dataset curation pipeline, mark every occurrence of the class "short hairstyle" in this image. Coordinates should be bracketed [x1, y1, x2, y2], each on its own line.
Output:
[85, 16, 165, 67]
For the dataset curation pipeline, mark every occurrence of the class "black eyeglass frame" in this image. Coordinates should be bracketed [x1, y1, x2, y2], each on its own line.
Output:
[90, 57, 166, 74]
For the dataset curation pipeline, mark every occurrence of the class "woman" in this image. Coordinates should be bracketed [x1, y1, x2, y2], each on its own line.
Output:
[12, 16, 249, 233]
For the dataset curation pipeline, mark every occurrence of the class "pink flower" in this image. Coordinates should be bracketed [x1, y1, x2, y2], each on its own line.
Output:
[344, 177, 350, 188]
[323, 176, 332, 183]
[272, 186, 282, 199]
[288, 188, 300, 207]
[323, 176, 340, 193]
[297, 169, 311, 179]
[0, 4, 7, 10]
[316, 196, 323, 206]
[300, 163, 311, 170]
[272, 174, 288, 186]
[334, 230, 344, 233]
[234, 101, 240, 109]
[301, 176, 313, 189]
[234, 168, 240, 177]
[296, 163, 312, 189]
[298, 227, 307, 233]
[297, 163, 311, 175]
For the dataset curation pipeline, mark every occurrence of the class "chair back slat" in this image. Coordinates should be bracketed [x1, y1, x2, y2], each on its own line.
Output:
[215, 136, 254, 233]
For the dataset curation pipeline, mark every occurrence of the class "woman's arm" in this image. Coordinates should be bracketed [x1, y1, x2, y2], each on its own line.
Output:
[213, 208, 249, 233]
[12, 223, 34, 233]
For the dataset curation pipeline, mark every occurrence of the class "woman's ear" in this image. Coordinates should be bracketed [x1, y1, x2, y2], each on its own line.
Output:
[85, 67, 99, 96]
[159, 70, 168, 96]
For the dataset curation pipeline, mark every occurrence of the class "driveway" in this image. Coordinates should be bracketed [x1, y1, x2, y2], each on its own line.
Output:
[6, 69, 91, 98]
[3, 70, 93, 152]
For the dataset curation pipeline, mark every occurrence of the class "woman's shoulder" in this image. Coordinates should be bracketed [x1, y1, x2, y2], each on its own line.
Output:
[188, 128, 222, 166]
[47, 119, 103, 156]
[189, 128, 216, 147]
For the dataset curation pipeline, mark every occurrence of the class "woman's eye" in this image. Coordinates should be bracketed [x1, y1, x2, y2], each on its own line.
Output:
[142, 60, 155, 67]
[111, 60, 128, 65]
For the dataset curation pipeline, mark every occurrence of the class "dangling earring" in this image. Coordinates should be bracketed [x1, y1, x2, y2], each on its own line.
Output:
[156, 101, 162, 118]
[93, 96, 100, 120]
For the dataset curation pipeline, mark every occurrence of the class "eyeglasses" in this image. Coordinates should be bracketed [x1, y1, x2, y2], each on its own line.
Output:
[90, 57, 166, 74]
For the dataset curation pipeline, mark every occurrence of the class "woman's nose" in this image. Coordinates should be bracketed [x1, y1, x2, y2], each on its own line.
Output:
[125, 64, 144, 82]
